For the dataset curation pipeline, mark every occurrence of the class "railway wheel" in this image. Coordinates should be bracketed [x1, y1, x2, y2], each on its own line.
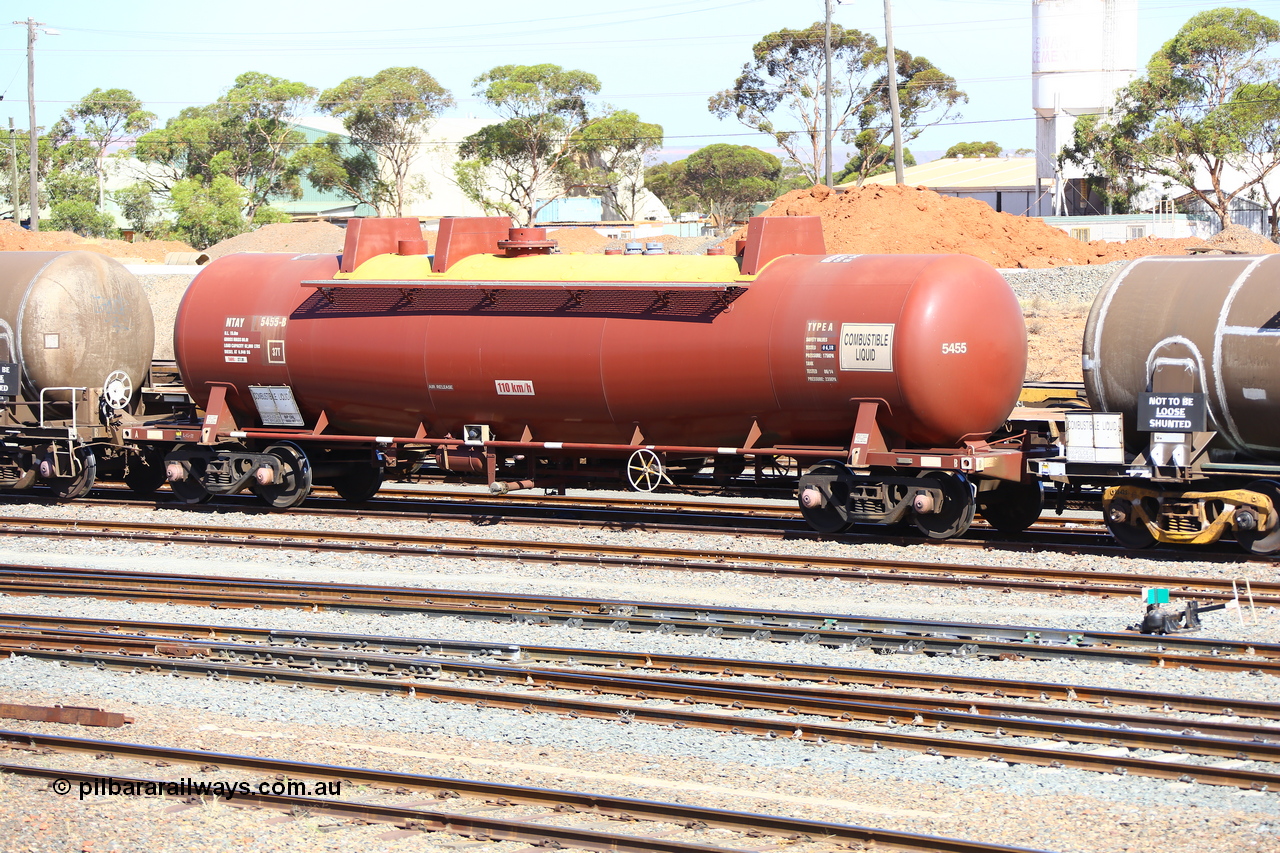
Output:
[625, 448, 667, 492]
[1103, 497, 1156, 549]
[1236, 480, 1280, 556]
[167, 460, 212, 504]
[49, 447, 96, 501]
[251, 442, 313, 509]
[911, 471, 975, 539]
[797, 462, 856, 534]
[333, 463, 384, 503]
[977, 481, 1044, 533]
[123, 445, 167, 497]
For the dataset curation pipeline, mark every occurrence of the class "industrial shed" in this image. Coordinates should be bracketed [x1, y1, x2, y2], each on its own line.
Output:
[849, 157, 1039, 215]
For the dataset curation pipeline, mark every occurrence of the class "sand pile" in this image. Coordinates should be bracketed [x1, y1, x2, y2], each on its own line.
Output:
[205, 221, 348, 259]
[1203, 223, 1280, 254]
[740, 184, 1217, 268]
[547, 227, 610, 253]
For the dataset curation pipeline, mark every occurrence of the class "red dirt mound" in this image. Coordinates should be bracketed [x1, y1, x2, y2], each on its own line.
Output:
[737, 184, 1212, 268]
[0, 221, 196, 261]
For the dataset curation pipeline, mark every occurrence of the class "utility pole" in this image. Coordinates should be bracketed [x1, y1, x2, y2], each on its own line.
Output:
[14, 18, 56, 231]
[8, 118, 18, 224]
[883, 0, 904, 185]
[823, 0, 833, 187]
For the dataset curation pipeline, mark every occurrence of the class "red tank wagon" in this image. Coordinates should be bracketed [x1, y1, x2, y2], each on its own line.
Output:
[156, 215, 1034, 537]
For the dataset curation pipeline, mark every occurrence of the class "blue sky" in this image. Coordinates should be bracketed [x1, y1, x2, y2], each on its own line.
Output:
[4, 0, 1276, 167]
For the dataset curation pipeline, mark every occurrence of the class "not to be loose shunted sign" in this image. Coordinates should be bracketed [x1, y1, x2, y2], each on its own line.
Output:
[1137, 392, 1206, 432]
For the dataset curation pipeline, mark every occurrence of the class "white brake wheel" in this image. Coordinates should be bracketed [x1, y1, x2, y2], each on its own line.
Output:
[626, 448, 667, 492]
[103, 370, 133, 410]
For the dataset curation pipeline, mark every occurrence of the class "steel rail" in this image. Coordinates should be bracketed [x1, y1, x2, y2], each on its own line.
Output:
[6, 611, 1276, 720]
[1, 564, 1273, 666]
[12, 490, 1194, 568]
[0, 513, 1269, 602]
[8, 648, 1278, 791]
[0, 736, 1051, 853]
[5, 626, 1277, 754]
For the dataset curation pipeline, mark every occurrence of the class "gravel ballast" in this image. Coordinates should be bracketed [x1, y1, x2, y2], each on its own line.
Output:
[0, 496, 1278, 853]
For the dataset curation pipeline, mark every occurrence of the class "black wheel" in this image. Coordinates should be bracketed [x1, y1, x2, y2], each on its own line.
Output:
[912, 471, 976, 539]
[124, 445, 168, 497]
[1103, 497, 1157, 549]
[977, 480, 1044, 533]
[1237, 480, 1280, 556]
[50, 447, 96, 501]
[250, 442, 313, 509]
[797, 462, 856, 534]
[333, 464, 384, 503]
[165, 453, 212, 504]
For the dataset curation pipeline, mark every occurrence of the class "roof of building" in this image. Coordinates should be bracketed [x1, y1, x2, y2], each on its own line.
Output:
[850, 157, 1037, 190]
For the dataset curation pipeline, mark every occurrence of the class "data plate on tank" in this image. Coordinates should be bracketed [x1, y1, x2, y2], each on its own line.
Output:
[839, 323, 894, 372]
[249, 385, 305, 427]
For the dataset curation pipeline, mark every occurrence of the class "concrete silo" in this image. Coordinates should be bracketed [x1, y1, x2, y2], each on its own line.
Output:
[1032, 0, 1138, 216]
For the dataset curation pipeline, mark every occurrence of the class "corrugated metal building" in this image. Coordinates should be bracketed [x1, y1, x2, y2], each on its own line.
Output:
[850, 158, 1039, 215]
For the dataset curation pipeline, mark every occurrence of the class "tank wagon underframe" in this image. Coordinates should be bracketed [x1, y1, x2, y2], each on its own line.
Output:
[161, 215, 1033, 539]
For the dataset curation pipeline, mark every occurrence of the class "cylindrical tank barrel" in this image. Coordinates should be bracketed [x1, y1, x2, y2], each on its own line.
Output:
[0, 251, 154, 402]
[174, 251, 1026, 450]
[1083, 254, 1280, 459]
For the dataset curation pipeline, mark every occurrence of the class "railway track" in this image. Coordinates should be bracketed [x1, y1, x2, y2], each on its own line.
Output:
[6, 611, 1277, 720]
[40, 483, 1141, 559]
[2, 564, 1277, 673]
[0, 731, 1049, 853]
[4, 616, 1279, 791]
[0, 513, 1272, 604]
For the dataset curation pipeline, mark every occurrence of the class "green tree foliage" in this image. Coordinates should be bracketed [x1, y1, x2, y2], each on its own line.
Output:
[54, 88, 155, 210]
[304, 67, 454, 216]
[710, 23, 964, 185]
[42, 131, 118, 237]
[136, 72, 316, 220]
[943, 141, 1003, 159]
[845, 48, 965, 185]
[835, 146, 915, 183]
[455, 64, 661, 225]
[0, 131, 54, 222]
[48, 199, 117, 237]
[1066, 7, 1280, 225]
[167, 174, 250, 249]
[113, 181, 165, 236]
[683, 144, 782, 230]
[644, 159, 699, 217]
[575, 109, 664, 220]
[647, 148, 804, 221]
